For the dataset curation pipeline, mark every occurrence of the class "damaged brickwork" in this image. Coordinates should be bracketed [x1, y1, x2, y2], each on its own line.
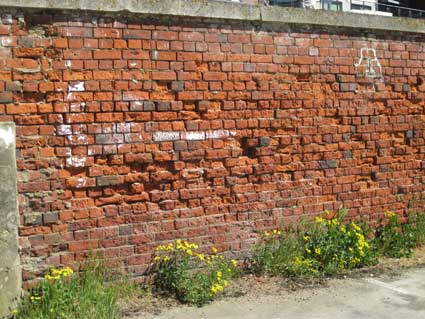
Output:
[1, 1, 425, 288]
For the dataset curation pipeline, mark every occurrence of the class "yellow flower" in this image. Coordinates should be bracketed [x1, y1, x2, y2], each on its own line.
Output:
[30, 296, 42, 302]
[315, 248, 321, 255]
[385, 211, 396, 218]
[153, 256, 161, 262]
[351, 222, 361, 232]
[197, 253, 205, 261]
[11, 309, 18, 315]
[306, 248, 312, 254]
[303, 235, 310, 241]
[231, 259, 238, 267]
[315, 216, 324, 224]
[264, 231, 270, 237]
[163, 256, 171, 262]
[216, 271, 222, 278]
[210, 283, 224, 294]
[212, 247, 218, 254]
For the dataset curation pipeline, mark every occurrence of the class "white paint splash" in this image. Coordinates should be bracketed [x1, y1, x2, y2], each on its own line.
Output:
[1, 37, 13, 46]
[69, 82, 85, 92]
[66, 92, 74, 101]
[0, 126, 14, 148]
[76, 177, 86, 188]
[65, 60, 72, 68]
[66, 156, 88, 168]
[56, 125, 72, 136]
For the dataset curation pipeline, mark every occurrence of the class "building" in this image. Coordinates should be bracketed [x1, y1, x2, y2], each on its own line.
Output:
[231, 0, 425, 19]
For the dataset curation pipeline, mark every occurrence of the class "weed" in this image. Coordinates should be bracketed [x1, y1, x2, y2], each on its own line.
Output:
[12, 259, 139, 319]
[376, 211, 425, 258]
[250, 209, 377, 278]
[151, 240, 238, 306]
[303, 209, 377, 275]
[249, 229, 319, 278]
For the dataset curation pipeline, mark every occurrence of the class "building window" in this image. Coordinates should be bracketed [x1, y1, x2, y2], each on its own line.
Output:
[322, 0, 342, 11]
[351, 3, 373, 10]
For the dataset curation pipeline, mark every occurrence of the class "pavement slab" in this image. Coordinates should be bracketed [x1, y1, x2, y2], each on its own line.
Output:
[136, 268, 425, 319]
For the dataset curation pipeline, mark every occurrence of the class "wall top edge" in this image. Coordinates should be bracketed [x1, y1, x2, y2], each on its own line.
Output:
[1, 0, 425, 34]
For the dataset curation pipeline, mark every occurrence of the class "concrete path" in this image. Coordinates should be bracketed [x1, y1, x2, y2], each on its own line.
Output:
[139, 268, 425, 319]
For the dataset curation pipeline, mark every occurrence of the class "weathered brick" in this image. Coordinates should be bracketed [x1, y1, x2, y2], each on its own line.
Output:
[6, 8, 425, 289]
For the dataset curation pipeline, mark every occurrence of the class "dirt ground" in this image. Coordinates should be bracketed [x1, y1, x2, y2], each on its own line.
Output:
[121, 246, 425, 319]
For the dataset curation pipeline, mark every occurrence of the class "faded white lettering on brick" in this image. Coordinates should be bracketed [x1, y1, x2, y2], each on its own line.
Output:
[181, 131, 205, 141]
[154, 130, 237, 142]
[206, 130, 236, 139]
[153, 131, 180, 142]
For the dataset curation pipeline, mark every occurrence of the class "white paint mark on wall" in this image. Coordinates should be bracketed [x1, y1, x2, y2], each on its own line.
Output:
[69, 82, 85, 92]
[67, 134, 89, 144]
[355, 47, 382, 78]
[66, 156, 88, 168]
[181, 131, 205, 141]
[153, 130, 237, 142]
[0, 126, 14, 148]
[117, 123, 131, 133]
[152, 50, 159, 60]
[153, 131, 180, 142]
[206, 129, 236, 139]
[65, 60, 72, 68]
[1, 37, 13, 46]
[56, 125, 72, 136]
[76, 177, 86, 188]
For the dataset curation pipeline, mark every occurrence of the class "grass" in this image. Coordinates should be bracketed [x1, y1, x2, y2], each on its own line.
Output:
[12, 259, 140, 319]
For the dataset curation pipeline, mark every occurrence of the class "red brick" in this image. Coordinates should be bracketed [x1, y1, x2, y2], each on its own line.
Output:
[13, 48, 44, 58]
[6, 103, 37, 114]
[151, 71, 176, 81]
[7, 12, 425, 289]
[93, 50, 122, 59]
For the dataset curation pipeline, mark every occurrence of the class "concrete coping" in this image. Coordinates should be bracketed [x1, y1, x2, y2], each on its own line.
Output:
[1, 0, 425, 34]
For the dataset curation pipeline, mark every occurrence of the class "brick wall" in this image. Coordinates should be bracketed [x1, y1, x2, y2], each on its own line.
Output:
[1, 8, 425, 287]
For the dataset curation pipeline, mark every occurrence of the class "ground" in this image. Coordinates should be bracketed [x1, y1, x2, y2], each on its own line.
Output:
[123, 247, 425, 319]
